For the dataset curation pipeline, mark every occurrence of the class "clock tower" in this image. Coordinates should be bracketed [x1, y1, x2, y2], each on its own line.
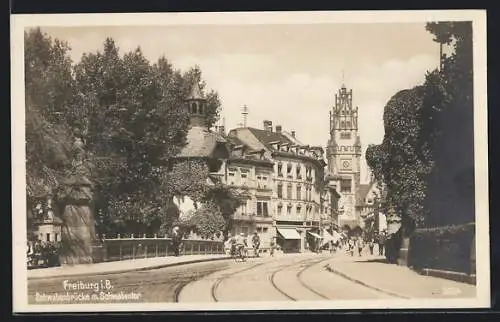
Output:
[326, 83, 362, 227]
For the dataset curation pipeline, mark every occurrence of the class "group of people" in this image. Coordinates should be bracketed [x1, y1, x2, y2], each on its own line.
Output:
[344, 231, 387, 257]
[225, 231, 277, 258]
[27, 239, 61, 268]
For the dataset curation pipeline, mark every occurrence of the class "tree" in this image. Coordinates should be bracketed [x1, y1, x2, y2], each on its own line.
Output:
[72, 40, 194, 235]
[423, 22, 474, 226]
[186, 203, 226, 239]
[24, 28, 80, 206]
[366, 21, 474, 236]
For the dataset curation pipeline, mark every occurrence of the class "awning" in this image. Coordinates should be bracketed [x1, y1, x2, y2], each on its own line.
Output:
[277, 228, 301, 240]
[307, 231, 323, 239]
[320, 229, 342, 247]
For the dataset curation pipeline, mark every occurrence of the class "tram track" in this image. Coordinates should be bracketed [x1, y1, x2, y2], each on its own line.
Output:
[269, 257, 332, 301]
[210, 262, 267, 302]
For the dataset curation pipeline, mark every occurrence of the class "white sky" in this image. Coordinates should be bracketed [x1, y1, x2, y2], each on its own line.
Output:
[40, 24, 441, 183]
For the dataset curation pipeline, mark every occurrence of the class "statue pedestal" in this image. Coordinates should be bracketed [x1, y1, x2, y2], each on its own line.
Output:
[59, 176, 99, 265]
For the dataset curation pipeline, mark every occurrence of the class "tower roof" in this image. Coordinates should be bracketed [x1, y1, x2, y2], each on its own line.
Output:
[186, 82, 204, 100]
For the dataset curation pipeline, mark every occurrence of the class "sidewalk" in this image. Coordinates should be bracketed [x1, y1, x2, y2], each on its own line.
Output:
[326, 255, 477, 299]
[28, 254, 229, 280]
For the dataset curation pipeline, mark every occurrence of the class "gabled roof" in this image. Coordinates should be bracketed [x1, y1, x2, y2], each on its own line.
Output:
[177, 126, 228, 158]
[186, 82, 204, 100]
[247, 128, 294, 149]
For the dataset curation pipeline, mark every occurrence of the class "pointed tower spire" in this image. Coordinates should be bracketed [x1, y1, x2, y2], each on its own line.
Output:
[185, 81, 207, 128]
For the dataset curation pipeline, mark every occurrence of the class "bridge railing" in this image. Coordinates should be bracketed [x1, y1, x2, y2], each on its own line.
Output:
[101, 235, 225, 262]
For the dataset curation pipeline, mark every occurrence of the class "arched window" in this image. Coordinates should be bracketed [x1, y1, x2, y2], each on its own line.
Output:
[191, 102, 197, 114]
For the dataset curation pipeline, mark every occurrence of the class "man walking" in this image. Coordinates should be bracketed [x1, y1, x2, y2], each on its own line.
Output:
[172, 226, 182, 257]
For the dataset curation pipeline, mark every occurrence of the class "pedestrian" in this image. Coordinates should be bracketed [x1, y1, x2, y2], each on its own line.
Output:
[171, 226, 182, 257]
[270, 238, 276, 257]
[378, 231, 386, 256]
[357, 236, 364, 257]
[368, 238, 375, 255]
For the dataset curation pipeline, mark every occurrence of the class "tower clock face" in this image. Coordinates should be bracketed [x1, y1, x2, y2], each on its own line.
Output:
[342, 160, 351, 169]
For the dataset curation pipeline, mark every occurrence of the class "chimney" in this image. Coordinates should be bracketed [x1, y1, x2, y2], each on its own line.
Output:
[263, 120, 273, 132]
[291, 131, 296, 138]
[275, 125, 282, 133]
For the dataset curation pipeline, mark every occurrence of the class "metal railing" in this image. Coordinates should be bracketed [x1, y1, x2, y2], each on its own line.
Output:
[101, 235, 225, 262]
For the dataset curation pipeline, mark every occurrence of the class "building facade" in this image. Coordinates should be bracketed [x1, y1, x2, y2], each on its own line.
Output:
[327, 84, 363, 230]
[223, 136, 275, 248]
[228, 121, 331, 253]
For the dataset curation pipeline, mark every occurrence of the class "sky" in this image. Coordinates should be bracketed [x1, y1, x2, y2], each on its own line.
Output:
[39, 23, 442, 183]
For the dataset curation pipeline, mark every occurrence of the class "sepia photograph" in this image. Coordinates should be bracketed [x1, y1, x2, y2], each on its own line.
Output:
[11, 10, 489, 312]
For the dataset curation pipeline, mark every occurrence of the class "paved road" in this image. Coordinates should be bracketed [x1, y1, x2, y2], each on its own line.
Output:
[29, 253, 396, 304]
[28, 253, 474, 304]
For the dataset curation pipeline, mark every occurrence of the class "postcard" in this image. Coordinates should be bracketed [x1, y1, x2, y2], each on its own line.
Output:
[11, 10, 489, 312]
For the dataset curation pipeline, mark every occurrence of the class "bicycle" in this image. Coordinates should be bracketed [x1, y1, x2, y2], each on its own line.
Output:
[231, 245, 247, 262]
[252, 244, 260, 257]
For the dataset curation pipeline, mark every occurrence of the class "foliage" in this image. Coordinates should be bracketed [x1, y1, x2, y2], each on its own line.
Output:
[366, 21, 474, 233]
[408, 222, 475, 273]
[24, 28, 81, 203]
[185, 203, 226, 239]
[25, 28, 223, 235]
[202, 182, 244, 239]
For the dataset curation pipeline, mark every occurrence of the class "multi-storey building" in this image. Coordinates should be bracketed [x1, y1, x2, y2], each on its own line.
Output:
[222, 136, 275, 247]
[228, 121, 332, 253]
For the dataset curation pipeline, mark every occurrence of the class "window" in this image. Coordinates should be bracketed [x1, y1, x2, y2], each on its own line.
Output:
[287, 163, 293, 175]
[287, 204, 292, 214]
[199, 103, 204, 114]
[277, 204, 283, 214]
[263, 227, 268, 234]
[287, 184, 293, 199]
[296, 165, 302, 179]
[257, 201, 269, 216]
[346, 121, 352, 128]
[257, 227, 263, 233]
[277, 184, 283, 198]
[296, 186, 301, 200]
[341, 121, 345, 128]
[340, 132, 351, 139]
[191, 102, 197, 114]
[277, 163, 283, 177]
[55, 233, 59, 242]
[46, 233, 50, 242]
[340, 178, 352, 193]
[296, 205, 302, 214]
[240, 201, 248, 215]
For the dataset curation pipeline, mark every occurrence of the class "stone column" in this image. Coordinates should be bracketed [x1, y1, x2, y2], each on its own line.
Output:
[59, 175, 97, 265]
